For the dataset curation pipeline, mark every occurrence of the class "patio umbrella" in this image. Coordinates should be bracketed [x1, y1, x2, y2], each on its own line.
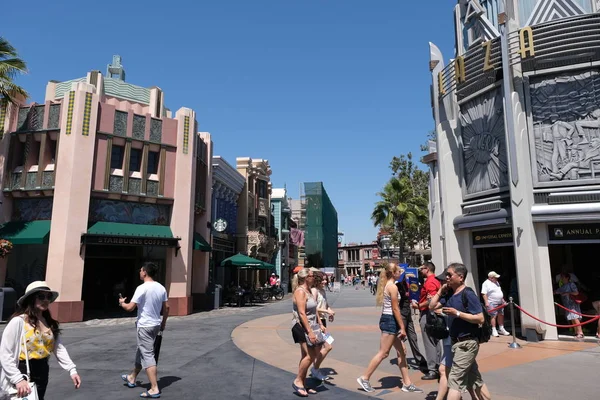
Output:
[221, 253, 266, 268]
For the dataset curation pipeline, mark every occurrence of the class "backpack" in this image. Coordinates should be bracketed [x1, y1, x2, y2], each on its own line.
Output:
[461, 287, 492, 343]
[425, 310, 449, 340]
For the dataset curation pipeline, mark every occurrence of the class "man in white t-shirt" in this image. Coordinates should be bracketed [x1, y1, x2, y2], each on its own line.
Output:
[481, 271, 509, 337]
[119, 262, 169, 398]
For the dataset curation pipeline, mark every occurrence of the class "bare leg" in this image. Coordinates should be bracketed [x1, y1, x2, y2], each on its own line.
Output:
[360, 334, 395, 381]
[314, 342, 332, 369]
[435, 364, 449, 400]
[392, 337, 413, 386]
[490, 315, 497, 328]
[497, 313, 504, 327]
[294, 343, 313, 392]
[145, 366, 159, 395]
[573, 319, 583, 336]
[127, 366, 142, 385]
[474, 384, 491, 400]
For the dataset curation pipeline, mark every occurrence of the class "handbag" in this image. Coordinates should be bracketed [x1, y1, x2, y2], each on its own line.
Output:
[7, 321, 39, 400]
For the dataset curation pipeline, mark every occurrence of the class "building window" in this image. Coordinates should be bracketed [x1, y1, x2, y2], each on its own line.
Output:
[147, 151, 159, 174]
[338, 251, 343, 260]
[129, 148, 142, 172]
[48, 139, 57, 164]
[111, 145, 124, 169]
[257, 180, 268, 199]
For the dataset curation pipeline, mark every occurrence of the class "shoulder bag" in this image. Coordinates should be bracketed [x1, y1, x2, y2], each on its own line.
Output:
[7, 321, 39, 400]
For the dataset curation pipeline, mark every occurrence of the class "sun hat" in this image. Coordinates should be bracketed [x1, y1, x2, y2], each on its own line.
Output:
[488, 271, 501, 279]
[17, 281, 59, 307]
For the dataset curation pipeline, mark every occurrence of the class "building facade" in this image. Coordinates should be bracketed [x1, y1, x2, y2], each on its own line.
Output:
[0, 56, 212, 321]
[428, 1, 600, 340]
[304, 182, 338, 269]
[211, 156, 245, 292]
[236, 157, 277, 285]
[271, 188, 296, 292]
[338, 242, 380, 277]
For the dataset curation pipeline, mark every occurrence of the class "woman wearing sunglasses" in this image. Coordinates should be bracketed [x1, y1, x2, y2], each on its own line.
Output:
[0, 281, 81, 399]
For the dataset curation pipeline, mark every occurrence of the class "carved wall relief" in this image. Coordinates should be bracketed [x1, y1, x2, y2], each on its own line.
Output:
[460, 88, 508, 195]
[530, 69, 600, 183]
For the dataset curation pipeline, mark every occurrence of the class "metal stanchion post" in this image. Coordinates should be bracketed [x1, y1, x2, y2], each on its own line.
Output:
[508, 297, 521, 349]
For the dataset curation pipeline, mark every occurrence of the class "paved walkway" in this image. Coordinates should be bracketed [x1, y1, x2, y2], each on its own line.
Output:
[233, 286, 600, 400]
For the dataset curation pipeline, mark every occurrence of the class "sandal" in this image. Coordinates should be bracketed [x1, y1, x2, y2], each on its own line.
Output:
[139, 390, 161, 398]
[576, 334, 585, 339]
[121, 374, 136, 388]
[292, 383, 309, 397]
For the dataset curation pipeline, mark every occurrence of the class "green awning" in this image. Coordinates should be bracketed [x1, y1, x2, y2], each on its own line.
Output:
[193, 232, 211, 251]
[0, 220, 51, 245]
[88, 222, 174, 237]
[85, 222, 179, 247]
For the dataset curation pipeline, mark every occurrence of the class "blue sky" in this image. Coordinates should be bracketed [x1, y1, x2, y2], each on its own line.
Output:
[3, 1, 456, 244]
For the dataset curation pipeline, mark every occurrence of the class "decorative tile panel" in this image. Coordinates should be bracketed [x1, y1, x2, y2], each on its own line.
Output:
[150, 118, 162, 142]
[127, 177, 141, 194]
[89, 199, 170, 225]
[25, 172, 37, 189]
[132, 114, 145, 140]
[31, 106, 44, 131]
[146, 180, 159, 196]
[82, 93, 92, 136]
[114, 111, 128, 136]
[65, 91, 75, 135]
[42, 171, 54, 188]
[17, 107, 29, 131]
[48, 104, 61, 129]
[0, 100, 6, 137]
[183, 116, 190, 154]
[109, 175, 124, 192]
[12, 198, 53, 221]
[11, 172, 22, 190]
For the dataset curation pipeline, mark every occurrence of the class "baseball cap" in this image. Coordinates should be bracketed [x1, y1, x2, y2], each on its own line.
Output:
[488, 271, 501, 279]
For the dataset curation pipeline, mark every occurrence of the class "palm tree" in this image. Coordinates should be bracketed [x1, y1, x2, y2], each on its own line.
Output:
[371, 176, 428, 262]
[0, 37, 28, 104]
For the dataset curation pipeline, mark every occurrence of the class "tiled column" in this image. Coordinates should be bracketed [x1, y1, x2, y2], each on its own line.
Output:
[166, 108, 196, 316]
[46, 82, 99, 322]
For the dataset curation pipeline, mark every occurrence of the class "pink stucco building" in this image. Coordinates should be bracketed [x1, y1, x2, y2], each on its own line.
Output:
[0, 56, 212, 322]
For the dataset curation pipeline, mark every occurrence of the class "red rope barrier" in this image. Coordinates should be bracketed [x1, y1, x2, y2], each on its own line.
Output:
[554, 302, 599, 319]
[514, 304, 600, 328]
[487, 303, 508, 313]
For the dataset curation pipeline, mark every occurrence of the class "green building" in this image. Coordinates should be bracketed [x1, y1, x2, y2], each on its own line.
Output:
[304, 182, 338, 269]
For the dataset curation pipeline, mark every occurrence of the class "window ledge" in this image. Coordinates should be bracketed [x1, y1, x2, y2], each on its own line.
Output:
[45, 163, 55, 172]
[13, 166, 24, 173]
[130, 171, 142, 179]
[111, 168, 124, 177]
[28, 165, 39, 173]
[147, 173, 159, 181]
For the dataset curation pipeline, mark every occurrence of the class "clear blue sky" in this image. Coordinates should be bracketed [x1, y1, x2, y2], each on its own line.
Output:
[3, 1, 456, 244]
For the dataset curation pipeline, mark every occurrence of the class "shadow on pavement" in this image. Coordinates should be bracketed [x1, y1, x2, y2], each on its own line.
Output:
[374, 375, 402, 390]
[139, 375, 181, 391]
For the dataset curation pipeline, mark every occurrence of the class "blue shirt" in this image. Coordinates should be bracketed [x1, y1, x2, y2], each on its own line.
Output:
[445, 287, 482, 339]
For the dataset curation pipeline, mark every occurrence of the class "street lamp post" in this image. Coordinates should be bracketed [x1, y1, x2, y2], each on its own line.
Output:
[381, 236, 391, 263]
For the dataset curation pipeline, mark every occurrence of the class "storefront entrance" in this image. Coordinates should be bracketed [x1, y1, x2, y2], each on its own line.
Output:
[82, 244, 167, 319]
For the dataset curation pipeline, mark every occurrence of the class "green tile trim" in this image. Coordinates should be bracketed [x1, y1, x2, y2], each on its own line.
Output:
[65, 91, 75, 135]
[183, 116, 190, 154]
[82, 92, 92, 136]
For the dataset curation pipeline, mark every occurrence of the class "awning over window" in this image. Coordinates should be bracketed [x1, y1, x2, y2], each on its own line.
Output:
[84, 222, 179, 247]
[193, 232, 211, 252]
[0, 220, 51, 245]
[453, 209, 511, 230]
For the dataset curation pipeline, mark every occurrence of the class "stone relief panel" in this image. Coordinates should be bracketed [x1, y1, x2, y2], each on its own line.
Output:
[530, 69, 600, 184]
[459, 88, 508, 195]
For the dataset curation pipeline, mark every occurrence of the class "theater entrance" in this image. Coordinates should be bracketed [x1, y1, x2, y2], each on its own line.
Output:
[473, 227, 520, 331]
[548, 223, 600, 337]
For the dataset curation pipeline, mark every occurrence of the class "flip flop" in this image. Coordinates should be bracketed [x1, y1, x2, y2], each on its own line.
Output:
[139, 390, 161, 398]
[121, 374, 136, 388]
[292, 383, 309, 397]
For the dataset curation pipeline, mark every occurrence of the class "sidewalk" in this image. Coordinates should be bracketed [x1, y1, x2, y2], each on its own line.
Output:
[233, 287, 600, 399]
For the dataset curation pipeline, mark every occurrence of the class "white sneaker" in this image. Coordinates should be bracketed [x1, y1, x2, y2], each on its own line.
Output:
[492, 327, 499, 337]
[498, 327, 511, 336]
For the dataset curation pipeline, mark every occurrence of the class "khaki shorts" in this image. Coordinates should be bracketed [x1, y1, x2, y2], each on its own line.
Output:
[448, 339, 484, 392]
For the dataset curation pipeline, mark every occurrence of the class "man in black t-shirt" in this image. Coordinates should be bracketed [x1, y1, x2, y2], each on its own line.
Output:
[430, 263, 491, 400]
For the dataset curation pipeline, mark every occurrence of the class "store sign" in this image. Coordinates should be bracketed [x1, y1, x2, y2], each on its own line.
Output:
[549, 224, 600, 241]
[85, 235, 179, 247]
[472, 228, 513, 246]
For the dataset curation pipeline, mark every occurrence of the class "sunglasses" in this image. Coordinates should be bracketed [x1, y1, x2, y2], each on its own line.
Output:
[36, 292, 53, 301]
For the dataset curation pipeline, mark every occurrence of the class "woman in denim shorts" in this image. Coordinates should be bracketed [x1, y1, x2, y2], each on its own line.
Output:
[356, 263, 422, 394]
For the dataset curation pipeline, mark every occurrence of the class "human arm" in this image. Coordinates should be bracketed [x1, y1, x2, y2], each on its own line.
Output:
[160, 300, 170, 331]
[54, 337, 81, 388]
[429, 284, 448, 310]
[482, 293, 489, 308]
[118, 296, 137, 312]
[389, 284, 407, 339]
[442, 289, 484, 325]
[0, 317, 27, 387]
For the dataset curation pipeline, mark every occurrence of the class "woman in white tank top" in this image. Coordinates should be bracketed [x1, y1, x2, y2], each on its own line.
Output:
[356, 263, 423, 394]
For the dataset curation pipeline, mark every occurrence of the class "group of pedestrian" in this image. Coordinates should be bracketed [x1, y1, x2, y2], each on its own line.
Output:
[291, 268, 336, 397]
[0, 261, 168, 399]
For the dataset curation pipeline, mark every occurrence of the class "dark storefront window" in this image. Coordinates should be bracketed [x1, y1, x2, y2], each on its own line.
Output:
[111, 145, 124, 169]
[129, 148, 142, 172]
[147, 151, 160, 174]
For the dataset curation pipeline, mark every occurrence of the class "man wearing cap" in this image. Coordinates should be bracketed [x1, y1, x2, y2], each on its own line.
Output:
[481, 271, 509, 337]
